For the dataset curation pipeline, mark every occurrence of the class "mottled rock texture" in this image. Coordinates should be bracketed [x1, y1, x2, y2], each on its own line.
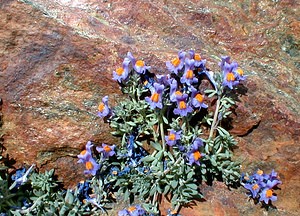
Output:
[0, 0, 299, 215]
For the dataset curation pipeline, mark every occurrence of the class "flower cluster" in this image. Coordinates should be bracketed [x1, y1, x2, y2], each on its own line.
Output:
[89, 50, 249, 213]
[77, 141, 116, 176]
[219, 56, 246, 89]
[241, 169, 282, 205]
[77, 141, 100, 175]
[98, 51, 218, 119]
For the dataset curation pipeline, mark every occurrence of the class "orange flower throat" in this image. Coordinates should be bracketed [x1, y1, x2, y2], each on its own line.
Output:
[168, 133, 176, 141]
[236, 68, 243, 76]
[179, 101, 187, 110]
[103, 145, 112, 152]
[186, 70, 194, 79]
[195, 94, 204, 103]
[85, 161, 93, 170]
[193, 151, 201, 160]
[252, 184, 259, 190]
[194, 53, 201, 61]
[266, 189, 273, 198]
[116, 67, 124, 76]
[171, 57, 180, 67]
[98, 103, 105, 112]
[136, 60, 145, 67]
[151, 93, 159, 103]
[226, 72, 235, 82]
[128, 206, 137, 212]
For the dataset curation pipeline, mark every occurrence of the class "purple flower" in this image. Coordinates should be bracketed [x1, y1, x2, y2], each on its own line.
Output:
[156, 74, 170, 86]
[113, 57, 130, 82]
[269, 169, 281, 183]
[97, 96, 111, 118]
[127, 52, 150, 74]
[118, 209, 129, 216]
[187, 150, 204, 166]
[244, 182, 260, 198]
[78, 141, 93, 163]
[191, 138, 204, 150]
[166, 50, 186, 74]
[169, 79, 179, 102]
[173, 93, 193, 116]
[220, 56, 246, 81]
[187, 139, 204, 166]
[189, 50, 206, 68]
[118, 205, 146, 216]
[264, 178, 282, 190]
[219, 56, 231, 70]
[180, 58, 198, 85]
[253, 169, 268, 182]
[234, 67, 246, 81]
[84, 157, 100, 176]
[242, 169, 282, 205]
[259, 188, 277, 204]
[165, 129, 181, 146]
[219, 56, 246, 88]
[221, 62, 239, 89]
[77, 142, 100, 175]
[190, 86, 208, 109]
[145, 83, 165, 109]
[96, 143, 116, 158]
[269, 169, 278, 179]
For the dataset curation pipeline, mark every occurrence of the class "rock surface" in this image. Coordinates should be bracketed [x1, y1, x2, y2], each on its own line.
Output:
[0, 0, 299, 215]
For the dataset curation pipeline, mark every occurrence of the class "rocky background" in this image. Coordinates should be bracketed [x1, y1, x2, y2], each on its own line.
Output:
[0, 0, 299, 215]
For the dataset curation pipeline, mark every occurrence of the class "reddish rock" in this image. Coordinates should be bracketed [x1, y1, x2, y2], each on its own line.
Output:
[0, 0, 299, 215]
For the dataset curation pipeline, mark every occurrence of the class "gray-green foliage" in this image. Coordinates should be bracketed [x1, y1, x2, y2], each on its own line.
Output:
[97, 57, 243, 213]
[0, 166, 101, 215]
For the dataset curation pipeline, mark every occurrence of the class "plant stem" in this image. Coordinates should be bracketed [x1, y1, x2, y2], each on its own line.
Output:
[174, 203, 181, 214]
[152, 126, 159, 143]
[163, 157, 182, 175]
[159, 115, 166, 151]
[17, 193, 48, 214]
[209, 96, 221, 140]
[152, 191, 158, 205]
[216, 144, 223, 154]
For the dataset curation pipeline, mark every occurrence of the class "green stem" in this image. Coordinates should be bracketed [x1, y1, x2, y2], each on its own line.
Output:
[152, 126, 159, 143]
[151, 150, 158, 157]
[163, 157, 182, 175]
[156, 111, 166, 151]
[160, 119, 165, 151]
[209, 96, 221, 140]
[152, 191, 158, 205]
[17, 193, 48, 214]
[216, 144, 223, 154]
